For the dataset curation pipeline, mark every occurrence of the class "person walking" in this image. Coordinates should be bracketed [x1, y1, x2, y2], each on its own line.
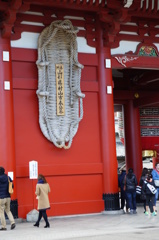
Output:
[0, 166, 16, 230]
[142, 174, 157, 216]
[34, 174, 51, 228]
[124, 168, 138, 214]
[139, 168, 153, 213]
[118, 167, 128, 212]
[151, 162, 159, 207]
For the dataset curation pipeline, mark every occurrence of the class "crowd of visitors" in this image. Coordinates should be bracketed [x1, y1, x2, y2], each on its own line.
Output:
[118, 163, 159, 216]
[1, 163, 159, 232]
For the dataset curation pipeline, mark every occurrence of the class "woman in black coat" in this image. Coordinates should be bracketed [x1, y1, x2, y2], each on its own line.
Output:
[139, 168, 153, 213]
[142, 174, 157, 216]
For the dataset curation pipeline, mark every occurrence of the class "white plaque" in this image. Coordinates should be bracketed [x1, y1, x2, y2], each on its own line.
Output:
[4, 81, 10, 90]
[3, 51, 9, 61]
[107, 86, 112, 94]
[105, 59, 111, 68]
[8, 172, 13, 180]
[29, 161, 38, 179]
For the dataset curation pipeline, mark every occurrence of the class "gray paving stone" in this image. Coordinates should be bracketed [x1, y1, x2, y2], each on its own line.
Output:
[0, 203, 159, 240]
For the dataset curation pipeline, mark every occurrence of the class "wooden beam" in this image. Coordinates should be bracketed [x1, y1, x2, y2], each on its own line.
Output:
[114, 90, 159, 108]
[134, 94, 159, 108]
[114, 90, 135, 100]
[0, 2, 8, 11]
[22, 0, 105, 12]
[112, 55, 159, 69]
[10, 0, 22, 10]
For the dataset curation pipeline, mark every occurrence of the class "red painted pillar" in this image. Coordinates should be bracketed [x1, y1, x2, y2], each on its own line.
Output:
[0, 34, 17, 199]
[97, 20, 119, 210]
[123, 100, 142, 182]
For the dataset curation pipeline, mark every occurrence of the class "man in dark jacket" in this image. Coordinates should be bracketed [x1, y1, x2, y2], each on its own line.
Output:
[0, 166, 15, 230]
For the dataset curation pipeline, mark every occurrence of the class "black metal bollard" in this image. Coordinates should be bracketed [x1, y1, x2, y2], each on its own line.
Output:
[103, 193, 120, 211]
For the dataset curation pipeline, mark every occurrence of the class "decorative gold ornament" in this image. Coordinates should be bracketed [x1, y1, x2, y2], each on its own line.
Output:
[134, 93, 139, 98]
[142, 150, 157, 158]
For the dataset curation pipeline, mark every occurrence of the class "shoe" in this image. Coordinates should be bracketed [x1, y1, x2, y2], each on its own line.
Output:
[133, 210, 137, 214]
[0, 228, 7, 231]
[11, 223, 16, 230]
[145, 211, 149, 216]
[44, 223, 50, 228]
[127, 208, 130, 213]
[130, 210, 133, 214]
[152, 211, 157, 216]
[33, 223, 39, 227]
[123, 209, 126, 214]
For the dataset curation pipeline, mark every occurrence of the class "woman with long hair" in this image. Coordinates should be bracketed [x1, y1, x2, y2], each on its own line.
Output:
[34, 174, 51, 228]
[139, 168, 153, 213]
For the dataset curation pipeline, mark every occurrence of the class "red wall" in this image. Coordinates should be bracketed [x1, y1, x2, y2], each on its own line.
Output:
[11, 48, 104, 218]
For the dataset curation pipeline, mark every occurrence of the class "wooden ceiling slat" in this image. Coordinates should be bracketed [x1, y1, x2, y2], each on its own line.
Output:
[1, 0, 159, 46]
[11, 24, 86, 39]
[16, 13, 86, 28]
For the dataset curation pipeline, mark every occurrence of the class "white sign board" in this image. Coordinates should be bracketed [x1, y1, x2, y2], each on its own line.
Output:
[3, 51, 9, 61]
[4, 81, 10, 90]
[29, 161, 38, 179]
[8, 172, 13, 180]
[107, 86, 112, 94]
[105, 59, 111, 68]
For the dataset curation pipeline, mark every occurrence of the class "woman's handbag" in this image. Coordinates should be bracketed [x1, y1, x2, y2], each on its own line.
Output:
[8, 177, 14, 195]
[144, 180, 157, 194]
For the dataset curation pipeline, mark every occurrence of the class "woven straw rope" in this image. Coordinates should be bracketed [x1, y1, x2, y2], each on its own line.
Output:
[36, 20, 85, 149]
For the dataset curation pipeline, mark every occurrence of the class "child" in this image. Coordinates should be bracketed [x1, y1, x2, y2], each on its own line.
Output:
[142, 174, 157, 216]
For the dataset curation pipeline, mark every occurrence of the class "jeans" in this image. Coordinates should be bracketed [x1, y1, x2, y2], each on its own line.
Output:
[126, 191, 136, 211]
[121, 190, 128, 210]
[154, 187, 159, 206]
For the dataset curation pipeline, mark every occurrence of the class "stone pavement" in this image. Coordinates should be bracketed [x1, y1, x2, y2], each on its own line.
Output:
[1, 204, 159, 240]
